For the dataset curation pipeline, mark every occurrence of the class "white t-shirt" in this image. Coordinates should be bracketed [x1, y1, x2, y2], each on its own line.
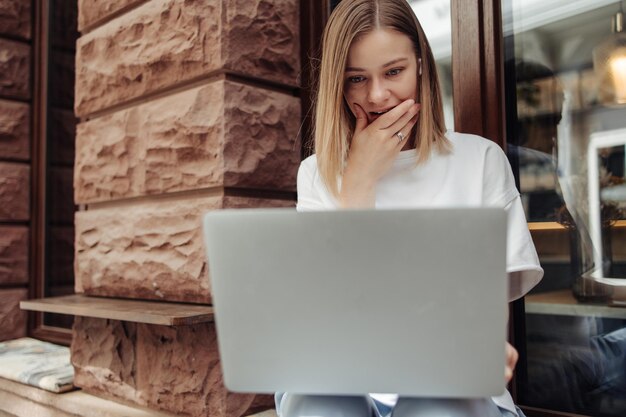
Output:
[296, 131, 543, 414]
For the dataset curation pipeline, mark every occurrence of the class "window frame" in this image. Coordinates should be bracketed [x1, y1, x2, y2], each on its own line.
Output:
[30, 0, 73, 346]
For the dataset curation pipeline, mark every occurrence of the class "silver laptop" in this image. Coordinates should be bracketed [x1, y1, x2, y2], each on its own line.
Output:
[203, 208, 507, 397]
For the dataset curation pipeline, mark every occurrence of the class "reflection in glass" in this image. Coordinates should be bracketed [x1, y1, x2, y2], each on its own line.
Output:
[503, 0, 626, 416]
[593, 7, 626, 105]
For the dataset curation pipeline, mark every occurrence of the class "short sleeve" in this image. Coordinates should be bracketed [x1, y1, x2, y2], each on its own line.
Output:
[482, 142, 520, 207]
[479, 141, 543, 300]
[505, 193, 544, 301]
[296, 155, 339, 211]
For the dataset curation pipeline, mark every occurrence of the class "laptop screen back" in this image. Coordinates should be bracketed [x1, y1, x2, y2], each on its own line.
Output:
[203, 208, 507, 397]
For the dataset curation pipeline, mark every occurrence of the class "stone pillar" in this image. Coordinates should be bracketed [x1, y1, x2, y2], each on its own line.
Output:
[72, 0, 300, 415]
[0, 0, 32, 342]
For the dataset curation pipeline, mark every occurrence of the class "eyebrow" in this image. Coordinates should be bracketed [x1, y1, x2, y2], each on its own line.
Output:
[345, 57, 409, 72]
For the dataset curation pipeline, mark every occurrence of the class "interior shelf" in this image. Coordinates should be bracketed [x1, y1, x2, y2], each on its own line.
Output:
[525, 289, 626, 319]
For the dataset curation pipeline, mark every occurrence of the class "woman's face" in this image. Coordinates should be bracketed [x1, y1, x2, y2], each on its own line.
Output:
[344, 28, 420, 125]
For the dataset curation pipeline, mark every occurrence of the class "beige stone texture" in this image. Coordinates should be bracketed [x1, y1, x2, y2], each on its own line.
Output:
[0, 288, 27, 342]
[0, 226, 28, 285]
[74, 196, 220, 301]
[75, 80, 300, 204]
[222, 82, 300, 191]
[0, 99, 29, 160]
[0, 0, 31, 39]
[222, 0, 298, 80]
[0, 39, 30, 99]
[75, 195, 293, 302]
[0, 162, 29, 221]
[78, 0, 146, 32]
[49, 108, 77, 165]
[75, 0, 299, 116]
[71, 317, 274, 417]
[74, 83, 224, 204]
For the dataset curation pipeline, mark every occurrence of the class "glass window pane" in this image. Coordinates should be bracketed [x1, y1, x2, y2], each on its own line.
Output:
[408, 0, 454, 130]
[503, 1, 626, 416]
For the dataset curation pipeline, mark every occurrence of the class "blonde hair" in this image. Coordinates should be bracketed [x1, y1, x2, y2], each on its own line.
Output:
[313, 0, 450, 197]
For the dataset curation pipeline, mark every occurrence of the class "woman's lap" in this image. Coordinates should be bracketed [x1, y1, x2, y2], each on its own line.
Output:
[276, 393, 526, 417]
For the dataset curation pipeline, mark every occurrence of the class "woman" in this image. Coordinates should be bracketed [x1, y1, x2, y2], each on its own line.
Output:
[278, 1, 544, 416]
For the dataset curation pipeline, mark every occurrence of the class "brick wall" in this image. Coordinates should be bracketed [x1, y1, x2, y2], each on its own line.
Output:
[71, 0, 300, 415]
[0, 0, 32, 342]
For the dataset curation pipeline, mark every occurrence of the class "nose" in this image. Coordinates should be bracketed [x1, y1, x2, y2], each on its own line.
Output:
[367, 77, 389, 104]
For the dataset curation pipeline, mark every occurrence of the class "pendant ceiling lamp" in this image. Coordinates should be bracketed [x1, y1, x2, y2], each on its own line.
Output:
[594, 1, 626, 105]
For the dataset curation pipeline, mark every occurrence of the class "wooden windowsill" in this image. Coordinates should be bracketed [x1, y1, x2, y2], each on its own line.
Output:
[20, 294, 214, 326]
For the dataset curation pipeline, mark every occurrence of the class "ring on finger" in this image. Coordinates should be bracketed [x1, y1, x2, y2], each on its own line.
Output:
[395, 131, 405, 143]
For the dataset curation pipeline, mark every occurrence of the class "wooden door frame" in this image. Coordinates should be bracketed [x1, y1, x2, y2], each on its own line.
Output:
[451, 0, 506, 147]
[451, 0, 530, 403]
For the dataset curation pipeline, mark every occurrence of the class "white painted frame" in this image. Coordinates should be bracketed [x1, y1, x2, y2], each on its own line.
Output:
[587, 127, 626, 286]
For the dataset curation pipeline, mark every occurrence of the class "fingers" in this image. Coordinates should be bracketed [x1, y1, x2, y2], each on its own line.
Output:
[505, 366, 513, 383]
[387, 103, 420, 136]
[372, 100, 420, 148]
[350, 99, 419, 149]
[505, 342, 519, 383]
[353, 104, 368, 135]
[373, 99, 417, 130]
[391, 113, 419, 147]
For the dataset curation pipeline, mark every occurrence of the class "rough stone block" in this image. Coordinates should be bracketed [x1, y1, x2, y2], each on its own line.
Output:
[75, 195, 293, 302]
[74, 196, 220, 302]
[222, 0, 298, 84]
[0, 162, 29, 221]
[0, 99, 30, 160]
[0, 226, 28, 285]
[74, 83, 223, 204]
[75, 0, 298, 116]
[78, 0, 146, 32]
[222, 81, 300, 191]
[49, 166, 75, 224]
[74, 80, 300, 204]
[0, 38, 30, 99]
[49, 51, 76, 109]
[72, 317, 274, 417]
[49, 108, 77, 166]
[0, 0, 31, 39]
[0, 288, 27, 342]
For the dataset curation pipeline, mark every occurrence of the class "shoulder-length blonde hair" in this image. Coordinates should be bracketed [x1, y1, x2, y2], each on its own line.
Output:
[313, 0, 450, 197]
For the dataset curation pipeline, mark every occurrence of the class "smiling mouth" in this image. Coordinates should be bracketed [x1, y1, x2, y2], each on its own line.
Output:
[370, 108, 392, 116]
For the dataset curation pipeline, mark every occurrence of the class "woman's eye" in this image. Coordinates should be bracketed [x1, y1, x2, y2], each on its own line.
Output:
[347, 76, 365, 83]
[387, 68, 402, 76]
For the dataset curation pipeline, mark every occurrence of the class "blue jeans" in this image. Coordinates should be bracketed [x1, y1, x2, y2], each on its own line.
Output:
[275, 393, 527, 417]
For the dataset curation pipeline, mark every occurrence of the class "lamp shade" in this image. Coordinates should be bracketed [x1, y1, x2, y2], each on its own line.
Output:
[594, 11, 626, 105]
